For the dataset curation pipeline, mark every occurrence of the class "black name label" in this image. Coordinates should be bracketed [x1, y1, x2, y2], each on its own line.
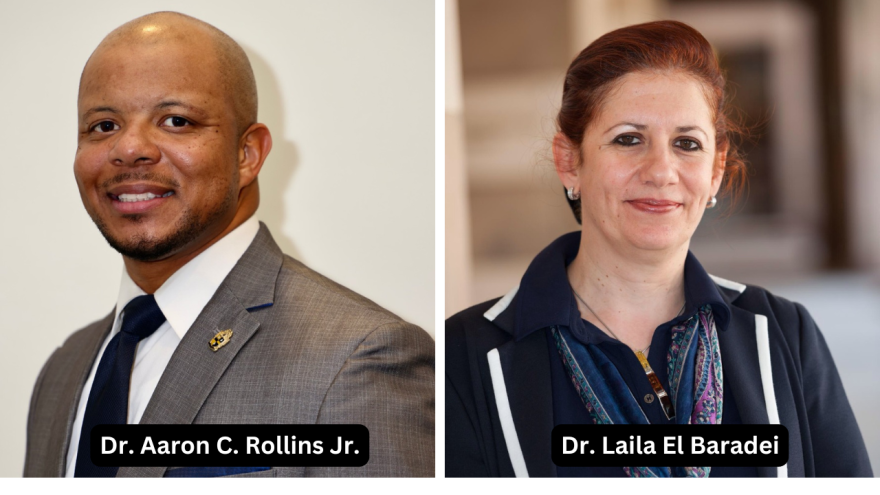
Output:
[90, 424, 368, 467]
[552, 425, 788, 467]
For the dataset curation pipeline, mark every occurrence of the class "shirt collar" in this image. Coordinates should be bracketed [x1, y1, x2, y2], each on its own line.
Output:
[114, 216, 261, 339]
[512, 231, 731, 341]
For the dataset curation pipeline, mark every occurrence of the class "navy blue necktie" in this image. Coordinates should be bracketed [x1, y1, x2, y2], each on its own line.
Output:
[74, 294, 166, 477]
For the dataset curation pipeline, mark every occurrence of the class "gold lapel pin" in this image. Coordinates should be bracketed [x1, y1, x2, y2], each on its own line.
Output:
[209, 329, 233, 352]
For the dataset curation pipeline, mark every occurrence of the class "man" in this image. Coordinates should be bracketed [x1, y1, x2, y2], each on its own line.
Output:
[24, 12, 434, 478]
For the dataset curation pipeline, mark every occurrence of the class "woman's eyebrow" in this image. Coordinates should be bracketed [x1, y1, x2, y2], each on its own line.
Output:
[604, 122, 646, 134]
[602, 123, 709, 137]
[676, 125, 708, 138]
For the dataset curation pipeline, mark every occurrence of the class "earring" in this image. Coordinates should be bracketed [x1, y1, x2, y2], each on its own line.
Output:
[567, 186, 580, 201]
[706, 196, 717, 208]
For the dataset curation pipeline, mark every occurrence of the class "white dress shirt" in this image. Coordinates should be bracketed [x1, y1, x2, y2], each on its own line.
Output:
[64, 216, 260, 477]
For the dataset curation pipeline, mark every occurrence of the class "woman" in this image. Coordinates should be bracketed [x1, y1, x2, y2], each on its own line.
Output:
[445, 20, 872, 478]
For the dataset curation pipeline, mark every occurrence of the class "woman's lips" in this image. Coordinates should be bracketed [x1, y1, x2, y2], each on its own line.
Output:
[626, 198, 682, 213]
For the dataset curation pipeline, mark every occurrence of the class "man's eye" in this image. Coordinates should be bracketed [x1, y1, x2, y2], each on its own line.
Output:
[675, 138, 701, 151]
[614, 135, 641, 146]
[161, 116, 191, 127]
[91, 121, 119, 133]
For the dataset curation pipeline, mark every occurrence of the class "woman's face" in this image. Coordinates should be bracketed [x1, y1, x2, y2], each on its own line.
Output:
[558, 70, 724, 255]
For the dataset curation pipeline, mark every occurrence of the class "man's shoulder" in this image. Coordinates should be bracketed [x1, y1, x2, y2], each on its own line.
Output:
[233, 223, 427, 339]
[54, 311, 114, 357]
[32, 311, 112, 411]
[265, 254, 425, 338]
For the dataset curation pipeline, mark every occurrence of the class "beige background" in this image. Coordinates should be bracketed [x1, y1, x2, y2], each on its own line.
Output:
[0, 0, 434, 477]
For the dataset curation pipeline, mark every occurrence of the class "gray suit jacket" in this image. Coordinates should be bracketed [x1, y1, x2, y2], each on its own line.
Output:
[24, 223, 435, 477]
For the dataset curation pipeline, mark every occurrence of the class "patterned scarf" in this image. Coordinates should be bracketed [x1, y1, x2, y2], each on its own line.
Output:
[551, 304, 723, 477]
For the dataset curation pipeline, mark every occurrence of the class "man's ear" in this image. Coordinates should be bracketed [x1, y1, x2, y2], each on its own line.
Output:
[553, 132, 580, 189]
[238, 123, 273, 189]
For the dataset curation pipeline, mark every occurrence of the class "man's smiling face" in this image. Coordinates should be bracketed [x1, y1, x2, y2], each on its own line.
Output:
[74, 30, 243, 262]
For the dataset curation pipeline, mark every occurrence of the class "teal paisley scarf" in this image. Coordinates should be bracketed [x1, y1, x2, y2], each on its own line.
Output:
[551, 304, 723, 477]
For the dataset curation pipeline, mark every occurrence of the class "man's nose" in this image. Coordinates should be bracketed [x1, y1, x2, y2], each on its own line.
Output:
[639, 144, 677, 188]
[109, 122, 160, 166]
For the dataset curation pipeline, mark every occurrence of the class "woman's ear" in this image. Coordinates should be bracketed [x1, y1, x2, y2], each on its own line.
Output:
[711, 145, 727, 198]
[553, 132, 580, 189]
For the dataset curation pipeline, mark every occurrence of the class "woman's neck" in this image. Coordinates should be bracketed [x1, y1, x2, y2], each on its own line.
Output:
[567, 233, 688, 352]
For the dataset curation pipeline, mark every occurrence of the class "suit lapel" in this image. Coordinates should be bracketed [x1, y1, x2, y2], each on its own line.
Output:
[48, 312, 114, 476]
[497, 331, 556, 477]
[718, 305, 776, 477]
[117, 287, 262, 477]
[117, 223, 283, 478]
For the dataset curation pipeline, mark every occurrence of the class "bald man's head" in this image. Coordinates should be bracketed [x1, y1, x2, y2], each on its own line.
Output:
[81, 11, 258, 135]
[74, 11, 273, 265]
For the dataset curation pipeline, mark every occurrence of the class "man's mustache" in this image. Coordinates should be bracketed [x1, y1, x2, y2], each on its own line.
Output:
[101, 172, 181, 189]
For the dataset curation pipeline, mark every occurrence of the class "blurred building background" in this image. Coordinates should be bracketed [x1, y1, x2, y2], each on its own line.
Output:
[446, 0, 880, 474]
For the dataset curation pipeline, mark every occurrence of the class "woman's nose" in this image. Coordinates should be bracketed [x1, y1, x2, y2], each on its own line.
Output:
[108, 122, 160, 167]
[639, 144, 677, 187]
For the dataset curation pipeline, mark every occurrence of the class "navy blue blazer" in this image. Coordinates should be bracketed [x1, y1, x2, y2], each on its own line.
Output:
[446, 259, 873, 477]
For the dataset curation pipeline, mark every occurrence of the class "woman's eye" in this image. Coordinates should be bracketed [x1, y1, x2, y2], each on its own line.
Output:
[161, 116, 191, 127]
[675, 138, 701, 151]
[91, 121, 119, 133]
[614, 135, 641, 146]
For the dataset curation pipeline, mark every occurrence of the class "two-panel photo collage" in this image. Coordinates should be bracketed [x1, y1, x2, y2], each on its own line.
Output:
[1, 0, 877, 489]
